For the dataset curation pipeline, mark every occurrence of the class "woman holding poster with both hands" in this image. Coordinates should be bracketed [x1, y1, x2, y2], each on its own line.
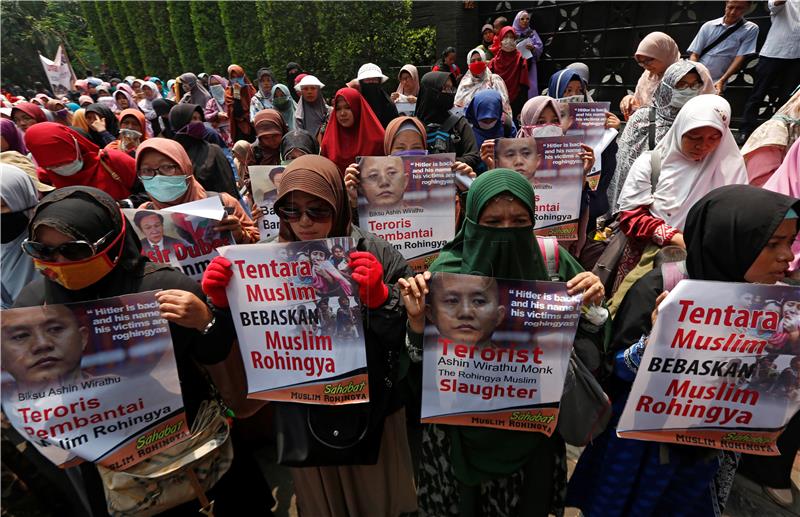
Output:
[201, 154, 418, 517]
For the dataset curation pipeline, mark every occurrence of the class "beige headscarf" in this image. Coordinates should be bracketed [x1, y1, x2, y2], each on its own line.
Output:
[632, 32, 681, 107]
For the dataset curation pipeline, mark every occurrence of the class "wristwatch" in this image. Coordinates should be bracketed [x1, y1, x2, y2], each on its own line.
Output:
[199, 315, 217, 335]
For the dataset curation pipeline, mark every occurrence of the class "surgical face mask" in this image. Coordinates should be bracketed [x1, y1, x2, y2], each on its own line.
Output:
[55, 108, 69, 119]
[49, 137, 84, 176]
[119, 128, 142, 152]
[477, 119, 497, 130]
[179, 121, 206, 140]
[530, 124, 563, 137]
[669, 85, 701, 108]
[210, 84, 225, 102]
[232, 77, 245, 87]
[273, 97, 290, 110]
[141, 175, 189, 202]
[501, 38, 516, 52]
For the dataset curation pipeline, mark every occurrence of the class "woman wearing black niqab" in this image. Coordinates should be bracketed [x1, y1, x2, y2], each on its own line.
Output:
[359, 81, 399, 129]
[286, 61, 303, 100]
[84, 103, 119, 148]
[152, 97, 176, 138]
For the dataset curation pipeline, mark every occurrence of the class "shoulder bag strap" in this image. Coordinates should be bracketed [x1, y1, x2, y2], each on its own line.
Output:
[698, 19, 745, 58]
[648, 106, 657, 151]
[98, 150, 126, 187]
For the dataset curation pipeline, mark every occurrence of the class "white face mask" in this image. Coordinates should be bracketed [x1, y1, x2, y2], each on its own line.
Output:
[669, 86, 701, 108]
[501, 38, 516, 52]
[477, 119, 497, 130]
[49, 138, 84, 176]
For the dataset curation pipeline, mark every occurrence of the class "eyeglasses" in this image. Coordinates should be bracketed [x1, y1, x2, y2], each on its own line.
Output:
[21, 228, 115, 261]
[636, 56, 655, 68]
[277, 205, 334, 223]
[674, 83, 703, 91]
[137, 163, 183, 179]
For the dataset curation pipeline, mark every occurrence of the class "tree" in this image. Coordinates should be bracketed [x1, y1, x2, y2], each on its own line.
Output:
[167, 0, 201, 73]
[218, 1, 266, 77]
[121, 1, 170, 78]
[105, 0, 144, 74]
[92, 1, 128, 75]
[149, 2, 181, 75]
[258, 1, 325, 82]
[79, 1, 117, 71]
[189, 1, 231, 75]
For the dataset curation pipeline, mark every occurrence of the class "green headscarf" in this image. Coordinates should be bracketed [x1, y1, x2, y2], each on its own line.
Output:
[428, 168, 584, 489]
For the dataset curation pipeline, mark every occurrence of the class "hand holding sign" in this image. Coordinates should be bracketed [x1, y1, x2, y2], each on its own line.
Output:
[201, 256, 233, 308]
[398, 271, 431, 333]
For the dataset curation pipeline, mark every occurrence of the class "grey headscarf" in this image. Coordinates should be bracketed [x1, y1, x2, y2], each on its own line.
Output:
[179, 72, 212, 107]
[0, 165, 39, 308]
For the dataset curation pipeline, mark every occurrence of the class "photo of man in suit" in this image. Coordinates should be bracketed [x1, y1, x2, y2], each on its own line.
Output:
[133, 211, 189, 253]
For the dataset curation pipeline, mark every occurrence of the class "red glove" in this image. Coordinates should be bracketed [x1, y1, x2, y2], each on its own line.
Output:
[348, 251, 388, 309]
[201, 256, 233, 308]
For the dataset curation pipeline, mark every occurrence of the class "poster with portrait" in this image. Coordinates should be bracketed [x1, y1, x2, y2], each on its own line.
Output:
[219, 238, 369, 405]
[123, 200, 233, 281]
[561, 101, 611, 189]
[617, 280, 800, 455]
[420, 273, 582, 434]
[495, 136, 585, 240]
[1, 291, 188, 470]
[250, 165, 284, 241]
[357, 153, 456, 273]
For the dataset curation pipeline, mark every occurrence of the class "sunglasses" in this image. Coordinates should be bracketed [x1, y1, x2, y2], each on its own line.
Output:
[21, 228, 116, 261]
[277, 205, 334, 223]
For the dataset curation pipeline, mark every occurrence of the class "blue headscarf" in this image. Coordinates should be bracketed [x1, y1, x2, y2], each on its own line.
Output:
[547, 69, 586, 99]
[66, 102, 80, 112]
[465, 90, 511, 147]
[149, 76, 169, 98]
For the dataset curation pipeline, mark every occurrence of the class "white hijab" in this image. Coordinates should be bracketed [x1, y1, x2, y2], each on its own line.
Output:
[618, 94, 747, 231]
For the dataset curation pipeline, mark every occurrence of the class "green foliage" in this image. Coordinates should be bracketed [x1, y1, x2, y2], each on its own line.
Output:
[403, 26, 437, 69]
[79, 2, 116, 70]
[149, 2, 181, 76]
[122, 2, 170, 78]
[167, 0, 201, 73]
[189, 1, 231, 75]
[218, 1, 266, 77]
[93, 1, 129, 75]
[258, 1, 325, 81]
[106, 0, 144, 74]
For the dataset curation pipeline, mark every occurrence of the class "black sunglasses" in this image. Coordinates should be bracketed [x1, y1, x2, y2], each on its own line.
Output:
[21, 228, 116, 262]
[277, 205, 334, 223]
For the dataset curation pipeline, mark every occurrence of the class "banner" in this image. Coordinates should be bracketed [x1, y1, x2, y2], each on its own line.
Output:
[357, 153, 456, 272]
[250, 165, 283, 241]
[39, 45, 76, 97]
[219, 238, 369, 404]
[1, 292, 188, 470]
[618, 280, 800, 455]
[123, 198, 233, 281]
[421, 273, 582, 433]
[561, 101, 611, 189]
[495, 136, 584, 240]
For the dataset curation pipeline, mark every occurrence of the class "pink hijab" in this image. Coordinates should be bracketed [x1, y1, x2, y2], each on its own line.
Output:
[763, 139, 800, 269]
[633, 32, 680, 107]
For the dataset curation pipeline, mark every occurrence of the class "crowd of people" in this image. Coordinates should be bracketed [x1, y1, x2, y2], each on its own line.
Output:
[1, 1, 799, 516]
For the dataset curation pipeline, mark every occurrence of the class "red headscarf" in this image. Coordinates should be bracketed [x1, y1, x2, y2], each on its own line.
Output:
[12, 102, 47, 124]
[489, 26, 529, 101]
[320, 88, 385, 175]
[24, 122, 137, 200]
[225, 64, 258, 141]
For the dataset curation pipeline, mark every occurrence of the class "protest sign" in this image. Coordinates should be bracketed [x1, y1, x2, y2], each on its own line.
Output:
[38, 45, 76, 97]
[123, 198, 233, 281]
[219, 237, 369, 405]
[421, 273, 582, 434]
[1, 291, 188, 470]
[561, 101, 610, 188]
[250, 165, 284, 241]
[618, 280, 800, 455]
[495, 136, 585, 240]
[357, 153, 455, 272]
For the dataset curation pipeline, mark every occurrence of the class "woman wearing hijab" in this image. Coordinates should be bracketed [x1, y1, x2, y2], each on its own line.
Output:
[608, 60, 715, 215]
[152, 98, 176, 138]
[11, 102, 46, 133]
[225, 64, 257, 143]
[489, 26, 529, 118]
[547, 69, 591, 101]
[1, 165, 39, 308]
[1, 118, 28, 155]
[249, 67, 276, 120]
[432, 47, 462, 81]
[135, 138, 258, 244]
[169, 103, 239, 199]
[69, 108, 90, 134]
[138, 80, 161, 123]
[200, 153, 417, 517]
[415, 71, 481, 169]
[106, 108, 148, 156]
[25, 122, 139, 201]
[512, 10, 544, 98]
[355, 63, 400, 129]
[285, 61, 304, 101]
[763, 140, 800, 271]
[14, 185, 272, 516]
[295, 75, 331, 138]
[320, 87, 385, 174]
[204, 75, 233, 147]
[45, 99, 72, 127]
[568, 184, 800, 516]
[391, 64, 420, 105]
[465, 89, 514, 150]
[742, 88, 800, 186]
[178, 72, 211, 107]
[83, 103, 119, 148]
[251, 109, 289, 166]
[400, 169, 606, 517]
[611, 95, 748, 311]
[455, 48, 512, 120]
[280, 129, 320, 162]
[620, 31, 681, 119]
[271, 84, 297, 131]
[113, 88, 137, 113]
